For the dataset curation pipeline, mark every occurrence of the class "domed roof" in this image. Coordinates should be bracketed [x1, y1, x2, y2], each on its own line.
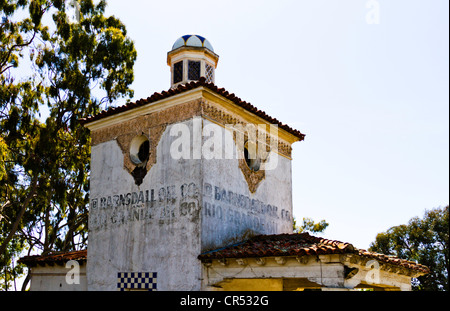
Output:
[172, 34, 214, 52]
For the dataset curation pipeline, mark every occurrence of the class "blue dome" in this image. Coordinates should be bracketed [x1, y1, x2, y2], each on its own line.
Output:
[172, 34, 214, 52]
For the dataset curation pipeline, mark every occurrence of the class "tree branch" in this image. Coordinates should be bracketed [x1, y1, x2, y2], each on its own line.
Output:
[0, 174, 39, 257]
[0, 31, 37, 74]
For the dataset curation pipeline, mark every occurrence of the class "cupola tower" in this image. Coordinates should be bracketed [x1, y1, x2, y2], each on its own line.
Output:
[167, 34, 219, 88]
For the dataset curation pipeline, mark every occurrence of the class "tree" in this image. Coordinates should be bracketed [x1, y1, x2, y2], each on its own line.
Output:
[1, 0, 136, 290]
[293, 217, 329, 234]
[369, 206, 449, 291]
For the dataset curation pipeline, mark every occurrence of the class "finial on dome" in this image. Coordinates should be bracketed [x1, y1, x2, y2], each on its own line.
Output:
[167, 35, 219, 88]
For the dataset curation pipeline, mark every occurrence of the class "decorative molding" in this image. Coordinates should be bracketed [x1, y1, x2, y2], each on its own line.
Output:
[255, 258, 266, 266]
[201, 102, 292, 158]
[88, 97, 293, 191]
[238, 158, 265, 194]
[91, 99, 202, 146]
[296, 256, 309, 265]
[274, 257, 287, 265]
[115, 124, 166, 184]
[91, 99, 202, 184]
[202, 101, 277, 193]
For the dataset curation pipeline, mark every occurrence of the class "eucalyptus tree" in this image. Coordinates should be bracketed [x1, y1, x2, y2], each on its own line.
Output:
[1, 0, 136, 290]
[370, 206, 449, 291]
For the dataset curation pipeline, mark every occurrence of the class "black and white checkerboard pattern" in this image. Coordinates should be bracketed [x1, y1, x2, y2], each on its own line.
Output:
[117, 272, 157, 291]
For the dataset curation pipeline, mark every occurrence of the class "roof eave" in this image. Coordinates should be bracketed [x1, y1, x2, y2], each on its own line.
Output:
[80, 78, 306, 141]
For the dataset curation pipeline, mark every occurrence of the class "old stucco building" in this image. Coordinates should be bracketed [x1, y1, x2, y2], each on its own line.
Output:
[19, 35, 429, 291]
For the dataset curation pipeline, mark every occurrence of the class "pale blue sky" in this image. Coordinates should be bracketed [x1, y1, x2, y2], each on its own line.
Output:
[103, 0, 449, 249]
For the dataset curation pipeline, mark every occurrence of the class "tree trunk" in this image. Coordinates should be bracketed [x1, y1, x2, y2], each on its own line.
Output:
[0, 174, 39, 257]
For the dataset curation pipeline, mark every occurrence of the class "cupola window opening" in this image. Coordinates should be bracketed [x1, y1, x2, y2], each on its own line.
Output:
[188, 60, 201, 81]
[173, 61, 183, 84]
[168, 34, 219, 88]
[205, 63, 214, 83]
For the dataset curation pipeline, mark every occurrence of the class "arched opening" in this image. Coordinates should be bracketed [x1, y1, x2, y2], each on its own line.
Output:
[130, 135, 150, 165]
[244, 141, 261, 172]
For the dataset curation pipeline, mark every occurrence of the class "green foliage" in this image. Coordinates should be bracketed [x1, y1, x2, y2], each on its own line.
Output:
[1, 0, 136, 290]
[293, 217, 329, 234]
[0, 137, 7, 179]
[369, 206, 449, 291]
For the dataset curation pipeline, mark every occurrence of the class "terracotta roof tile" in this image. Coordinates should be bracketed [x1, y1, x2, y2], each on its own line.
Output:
[198, 233, 430, 274]
[199, 233, 354, 259]
[19, 250, 87, 267]
[80, 77, 305, 140]
[355, 249, 429, 273]
[19, 234, 430, 275]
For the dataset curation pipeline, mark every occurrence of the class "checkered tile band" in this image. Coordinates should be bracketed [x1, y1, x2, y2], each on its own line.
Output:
[117, 272, 157, 291]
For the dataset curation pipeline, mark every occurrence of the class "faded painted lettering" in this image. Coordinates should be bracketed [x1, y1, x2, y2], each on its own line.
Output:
[90, 182, 291, 234]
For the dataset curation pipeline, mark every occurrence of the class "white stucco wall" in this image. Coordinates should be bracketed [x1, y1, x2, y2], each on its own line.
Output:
[87, 118, 203, 291]
[87, 115, 295, 291]
[29, 264, 87, 291]
[201, 119, 294, 252]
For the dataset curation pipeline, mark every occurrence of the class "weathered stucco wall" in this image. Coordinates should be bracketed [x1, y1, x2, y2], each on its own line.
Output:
[29, 264, 87, 291]
[201, 254, 414, 291]
[87, 118, 203, 291]
[201, 119, 294, 252]
[87, 106, 295, 290]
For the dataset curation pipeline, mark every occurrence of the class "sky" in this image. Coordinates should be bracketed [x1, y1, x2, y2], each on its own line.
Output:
[100, 0, 449, 250]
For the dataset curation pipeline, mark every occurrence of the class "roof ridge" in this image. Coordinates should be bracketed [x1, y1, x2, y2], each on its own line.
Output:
[80, 78, 305, 140]
[19, 249, 87, 267]
[356, 249, 430, 273]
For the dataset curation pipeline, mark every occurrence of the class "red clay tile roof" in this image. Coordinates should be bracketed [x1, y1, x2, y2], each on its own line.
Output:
[18, 234, 429, 275]
[80, 77, 305, 141]
[199, 233, 355, 259]
[355, 250, 429, 274]
[198, 233, 430, 274]
[19, 250, 87, 267]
